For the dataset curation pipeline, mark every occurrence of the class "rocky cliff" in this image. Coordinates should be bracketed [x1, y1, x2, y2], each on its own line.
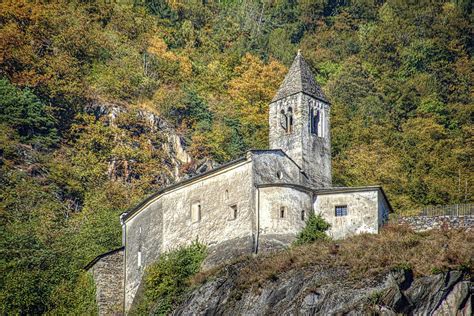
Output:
[166, 227, 473, 316]
[173, 265, 471, 315]
[87, 101, 216, 185]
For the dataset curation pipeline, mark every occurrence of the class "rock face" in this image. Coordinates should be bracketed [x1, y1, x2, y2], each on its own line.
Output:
[173, 265, 472, 315]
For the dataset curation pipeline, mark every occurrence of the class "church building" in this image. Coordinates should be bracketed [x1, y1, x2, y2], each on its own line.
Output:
[86, 52, 392, 314]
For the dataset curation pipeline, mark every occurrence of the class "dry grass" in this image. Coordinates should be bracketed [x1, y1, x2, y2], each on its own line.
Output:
[192, 225, 473, 291]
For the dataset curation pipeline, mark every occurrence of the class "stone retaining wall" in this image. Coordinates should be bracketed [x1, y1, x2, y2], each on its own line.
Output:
[395, 215, 474, 232]
[87, 248, 124, 315]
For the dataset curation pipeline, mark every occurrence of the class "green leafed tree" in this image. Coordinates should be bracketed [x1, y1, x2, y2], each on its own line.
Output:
[294, 213, 331, 245]
[0, 78, 58, 149]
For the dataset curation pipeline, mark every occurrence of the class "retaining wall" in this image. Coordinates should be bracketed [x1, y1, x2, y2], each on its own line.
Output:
[396, 215, 474, 232]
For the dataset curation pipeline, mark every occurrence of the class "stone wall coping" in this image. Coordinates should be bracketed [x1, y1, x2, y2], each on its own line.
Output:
[84, 246, 124, 271]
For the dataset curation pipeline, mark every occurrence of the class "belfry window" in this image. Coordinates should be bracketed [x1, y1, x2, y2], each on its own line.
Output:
[287, 107, 293, 133]
[318, 110, 324, 137]
[280, 108, 293, 134]
[311, 108, 321, 136]
[280, 109, 287, 132]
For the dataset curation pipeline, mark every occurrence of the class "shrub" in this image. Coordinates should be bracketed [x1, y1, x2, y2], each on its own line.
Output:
[131, 241, 207, 315]
[0, 78, 58, 148]
[294, 213, 331, 245]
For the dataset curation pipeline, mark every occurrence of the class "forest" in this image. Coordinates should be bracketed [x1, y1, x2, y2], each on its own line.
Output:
[0, 0, 472, 313]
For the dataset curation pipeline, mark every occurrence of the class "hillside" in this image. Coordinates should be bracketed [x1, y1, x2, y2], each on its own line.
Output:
[139, 226, 473, 315]
[0, 0, 472, 314]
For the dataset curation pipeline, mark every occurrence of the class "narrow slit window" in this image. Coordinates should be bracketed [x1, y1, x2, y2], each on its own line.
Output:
[229, 204, 238, 220]
[335, 205, 348, 217]
[191, 201, 201, 222]
[280, 206, 286, 218]
[301, 210, 305, 221]
[137, 245, 142, 268]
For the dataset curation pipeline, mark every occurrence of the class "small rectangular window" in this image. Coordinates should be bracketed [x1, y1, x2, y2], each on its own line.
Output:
[191, 201, 201, 222]
[280, 206, 286, 218]
[301, 210, 305, 221]
[335, 205, 348, 217]
[229, 204, 238, 220]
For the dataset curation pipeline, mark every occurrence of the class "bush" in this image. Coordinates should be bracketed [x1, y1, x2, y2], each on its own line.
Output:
[131, 241, 207, 315]
[0, 78, 58, 148]
[294, 213, 331, 245]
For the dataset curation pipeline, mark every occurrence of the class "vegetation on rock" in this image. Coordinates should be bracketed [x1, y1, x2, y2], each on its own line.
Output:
[0, 0, 472, 313]
[131, 241, 207, 315]
[193, 226, 473, 293]
[294, 213, 331, 245]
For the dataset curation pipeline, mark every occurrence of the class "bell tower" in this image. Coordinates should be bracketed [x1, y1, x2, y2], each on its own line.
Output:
[269, 51, 332, 187]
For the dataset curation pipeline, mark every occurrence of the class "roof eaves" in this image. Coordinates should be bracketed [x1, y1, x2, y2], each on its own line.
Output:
[121, 155, 249, 222]
[271, 91, 329, 104]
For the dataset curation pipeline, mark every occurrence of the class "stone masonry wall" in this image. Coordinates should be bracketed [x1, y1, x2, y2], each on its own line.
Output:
[268, 93, 332, 188]
[124, 159, 255, 312]
[258, 185, 312, 250]
[88, 248, 124, 315]
[396, 215, 474, 231]
[314, 190, 380, 240]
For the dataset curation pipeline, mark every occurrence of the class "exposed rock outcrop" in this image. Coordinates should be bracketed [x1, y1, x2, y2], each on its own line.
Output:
[173, 265, 472, 315]
[85, 100, 217, 184]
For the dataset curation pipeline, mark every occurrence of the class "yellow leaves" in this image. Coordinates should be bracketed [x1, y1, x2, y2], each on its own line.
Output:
[225, 53, 286, 149]
[147, 36, 171, 57]
[229, 53, 287, 106]
[147, 36, 192, 78]
[166, 0, 184, 11]
[150, 84, 185, 118]
[402, 117, 447, 147]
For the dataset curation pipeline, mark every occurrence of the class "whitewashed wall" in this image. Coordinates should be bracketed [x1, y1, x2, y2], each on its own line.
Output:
[314, 190, 380, 240]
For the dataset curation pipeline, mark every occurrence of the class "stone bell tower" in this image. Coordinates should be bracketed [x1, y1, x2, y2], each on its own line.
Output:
[269, 51, 332, 188]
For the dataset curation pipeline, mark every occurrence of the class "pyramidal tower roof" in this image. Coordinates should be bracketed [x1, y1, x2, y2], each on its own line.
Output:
[272, 50, 327, 103]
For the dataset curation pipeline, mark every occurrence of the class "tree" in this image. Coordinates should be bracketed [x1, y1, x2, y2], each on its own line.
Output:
[0, 78, 58, 148]
[294, 214, 331, 245]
